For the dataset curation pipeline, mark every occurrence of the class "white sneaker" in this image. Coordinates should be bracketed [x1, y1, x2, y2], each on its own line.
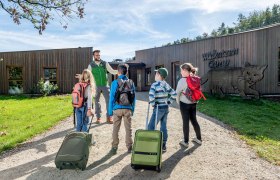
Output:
[179, 140, 189, 148]
[192, 138, 202, 145]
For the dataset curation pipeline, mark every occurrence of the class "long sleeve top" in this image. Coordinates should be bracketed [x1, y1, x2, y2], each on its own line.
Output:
[149, 80, 177, 107]
[108, 75, 136, 116]
[176, 78, 194, 104]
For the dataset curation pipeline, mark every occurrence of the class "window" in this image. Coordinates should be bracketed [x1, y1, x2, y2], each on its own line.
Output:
[145, 68, 151, 86]
[172, 62, 181, 89]
[155, 65, 164, 70]
[44, 68, 57, 84]
[8, 66, 23, 94]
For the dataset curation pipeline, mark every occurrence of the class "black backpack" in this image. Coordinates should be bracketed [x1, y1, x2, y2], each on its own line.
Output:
[115, 79, 135, 106]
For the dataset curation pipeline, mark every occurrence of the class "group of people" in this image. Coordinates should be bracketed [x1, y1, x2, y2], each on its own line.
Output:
[75, 50, 202, 154]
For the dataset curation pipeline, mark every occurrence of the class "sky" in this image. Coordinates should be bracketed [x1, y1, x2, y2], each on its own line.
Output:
[0, 0, 279, 61]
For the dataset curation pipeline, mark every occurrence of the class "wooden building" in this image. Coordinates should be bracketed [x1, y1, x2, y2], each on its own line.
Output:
[135, 24, 280, 94]
[108, 61, 146, 91]
[0, 47, 92, 94]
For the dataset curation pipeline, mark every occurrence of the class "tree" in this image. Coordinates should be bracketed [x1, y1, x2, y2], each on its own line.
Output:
[0, 0, 87, 34]
[202, 32, 208, 38]
[271, 4, 280, 23]
[211, 29, 218, 37]
[217, 22, 227, 35]
[180, 38, 190, 43]
[227, 27, 235, 34]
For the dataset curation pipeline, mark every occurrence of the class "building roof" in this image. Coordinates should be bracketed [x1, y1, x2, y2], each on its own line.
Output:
[0, 47, 92, 53]
[109, 61, 146, 68]
[136, 23, 280, 52]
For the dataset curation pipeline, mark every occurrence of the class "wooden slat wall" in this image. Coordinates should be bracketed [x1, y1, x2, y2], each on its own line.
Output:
[135, 24, 280, 94]
[0, 47, 92, 94]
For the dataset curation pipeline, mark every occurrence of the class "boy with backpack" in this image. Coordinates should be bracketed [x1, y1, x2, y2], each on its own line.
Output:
[148, 68, 177, 152]
[176, 63, 205, 148]
[109, 64, 136, 154]
[72, 69, 96, 132]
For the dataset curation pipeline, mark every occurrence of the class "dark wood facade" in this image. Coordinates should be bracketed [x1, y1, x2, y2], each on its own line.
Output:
[0, 47, 92, 94]
[135, 24, 280, 94]
[108, 62, 146, 91]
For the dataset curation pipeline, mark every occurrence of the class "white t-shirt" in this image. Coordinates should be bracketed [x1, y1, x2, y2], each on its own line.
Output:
[176, 78, 194, 104]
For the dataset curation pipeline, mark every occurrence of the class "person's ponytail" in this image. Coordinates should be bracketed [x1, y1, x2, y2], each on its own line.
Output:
[180, 63, 198, 74]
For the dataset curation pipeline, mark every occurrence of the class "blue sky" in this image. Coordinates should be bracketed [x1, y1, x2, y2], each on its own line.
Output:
[0, 0, 279, 61]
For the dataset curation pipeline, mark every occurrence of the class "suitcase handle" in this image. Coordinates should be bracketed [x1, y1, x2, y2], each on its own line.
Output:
[146, 103, 159, 130]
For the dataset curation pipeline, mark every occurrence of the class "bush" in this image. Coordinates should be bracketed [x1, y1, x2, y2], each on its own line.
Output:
[37, 78, 58, 96]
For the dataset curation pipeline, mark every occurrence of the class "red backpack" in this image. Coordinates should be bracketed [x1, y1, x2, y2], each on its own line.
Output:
[72, 82, 89, 108]
[183, 75, 206, 102]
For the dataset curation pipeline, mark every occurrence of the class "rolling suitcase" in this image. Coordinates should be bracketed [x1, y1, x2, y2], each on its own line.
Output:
[131, 103, 163, 172]
[55, 109, 94, 171]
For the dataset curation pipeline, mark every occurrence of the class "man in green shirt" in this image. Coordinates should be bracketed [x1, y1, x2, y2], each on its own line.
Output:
[88, 50, 118, 124]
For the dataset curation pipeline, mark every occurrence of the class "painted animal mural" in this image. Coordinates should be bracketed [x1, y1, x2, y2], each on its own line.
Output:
[201, 62, 268, 99]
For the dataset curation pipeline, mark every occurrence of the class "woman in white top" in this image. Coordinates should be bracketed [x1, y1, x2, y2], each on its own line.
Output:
[176, 63, 202, 148]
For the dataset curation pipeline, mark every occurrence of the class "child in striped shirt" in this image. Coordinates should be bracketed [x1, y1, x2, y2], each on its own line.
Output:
[148, 68, 177, 152]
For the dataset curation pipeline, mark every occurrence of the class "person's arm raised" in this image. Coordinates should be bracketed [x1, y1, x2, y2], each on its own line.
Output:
[106, 62, 118, 75]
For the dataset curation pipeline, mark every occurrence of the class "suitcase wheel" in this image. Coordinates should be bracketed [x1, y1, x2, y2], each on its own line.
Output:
[59, 167, 63, 170]
[156, 165, 161, 173]
[131, 165, 136, 170]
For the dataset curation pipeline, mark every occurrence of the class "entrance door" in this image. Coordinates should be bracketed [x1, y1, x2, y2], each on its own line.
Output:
[172, 62, 180, 89]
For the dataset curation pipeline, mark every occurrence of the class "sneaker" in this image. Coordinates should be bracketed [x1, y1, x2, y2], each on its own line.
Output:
[96, 118, 101, 124]
[192, 138, 202, 145]
[110, 147, 117, 155]
[162, 144, 167, 152]
[107, 117, 113, 124]
[179, 140, 189, 148]
[127, 146, 132, 153]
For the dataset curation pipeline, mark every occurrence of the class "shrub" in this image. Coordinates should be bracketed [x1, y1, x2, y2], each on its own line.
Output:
[37, 78, 58, 96]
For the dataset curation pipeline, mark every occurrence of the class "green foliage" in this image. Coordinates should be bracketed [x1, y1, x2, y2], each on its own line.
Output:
[162, 4, 280, 46]
[37, 78, 58, 96]
[197, 94, 280, 165]
[0, 95, 72, 153]
[0, 0, 88, 34]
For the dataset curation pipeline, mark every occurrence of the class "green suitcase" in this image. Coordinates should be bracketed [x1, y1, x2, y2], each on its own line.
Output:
[55, 131, 92, 170]
[131, 104, 163, 172]
[55, 110, 94, 171]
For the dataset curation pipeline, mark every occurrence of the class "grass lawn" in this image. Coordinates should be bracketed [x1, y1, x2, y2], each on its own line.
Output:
[197, 95, 280, 165]
[0, 95, 72, 153]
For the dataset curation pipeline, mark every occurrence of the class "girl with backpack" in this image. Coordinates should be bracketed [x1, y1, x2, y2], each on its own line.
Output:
[176, 63, 202, 148]
[74, 69, 96, 132]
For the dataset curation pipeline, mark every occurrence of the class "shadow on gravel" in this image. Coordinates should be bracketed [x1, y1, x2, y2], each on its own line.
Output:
[111, 144, 200, 180]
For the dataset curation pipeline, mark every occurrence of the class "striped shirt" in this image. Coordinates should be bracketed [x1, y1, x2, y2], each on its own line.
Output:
[149, 81, 177, 107]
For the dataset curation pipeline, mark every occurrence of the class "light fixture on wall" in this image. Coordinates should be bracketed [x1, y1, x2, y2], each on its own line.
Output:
[0, 58, 3, 62]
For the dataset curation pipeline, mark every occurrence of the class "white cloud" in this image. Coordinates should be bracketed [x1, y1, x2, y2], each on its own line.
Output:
[0, 30, 103, 52]
[0, 30, 146, 61]
[1, 0, 279, 60]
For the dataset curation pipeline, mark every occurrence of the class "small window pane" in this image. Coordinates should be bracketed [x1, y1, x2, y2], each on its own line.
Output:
[44, 68, 57, 83]
[8, 67, 23, 94]
[145, 68, 151, 86]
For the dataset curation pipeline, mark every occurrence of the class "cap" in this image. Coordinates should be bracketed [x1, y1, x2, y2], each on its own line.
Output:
[155, 68, 168, 79]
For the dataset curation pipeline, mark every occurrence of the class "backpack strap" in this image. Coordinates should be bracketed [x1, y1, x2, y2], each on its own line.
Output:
[117, 79, 127, 91]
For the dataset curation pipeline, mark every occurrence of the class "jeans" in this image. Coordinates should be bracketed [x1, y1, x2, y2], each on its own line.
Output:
[180, 102, 201, 143]
[148, 106, 169, 144]
[75, 106, 89, 132]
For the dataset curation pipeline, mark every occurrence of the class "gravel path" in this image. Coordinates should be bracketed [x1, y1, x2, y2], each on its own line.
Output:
[0, 92, 279, 180]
